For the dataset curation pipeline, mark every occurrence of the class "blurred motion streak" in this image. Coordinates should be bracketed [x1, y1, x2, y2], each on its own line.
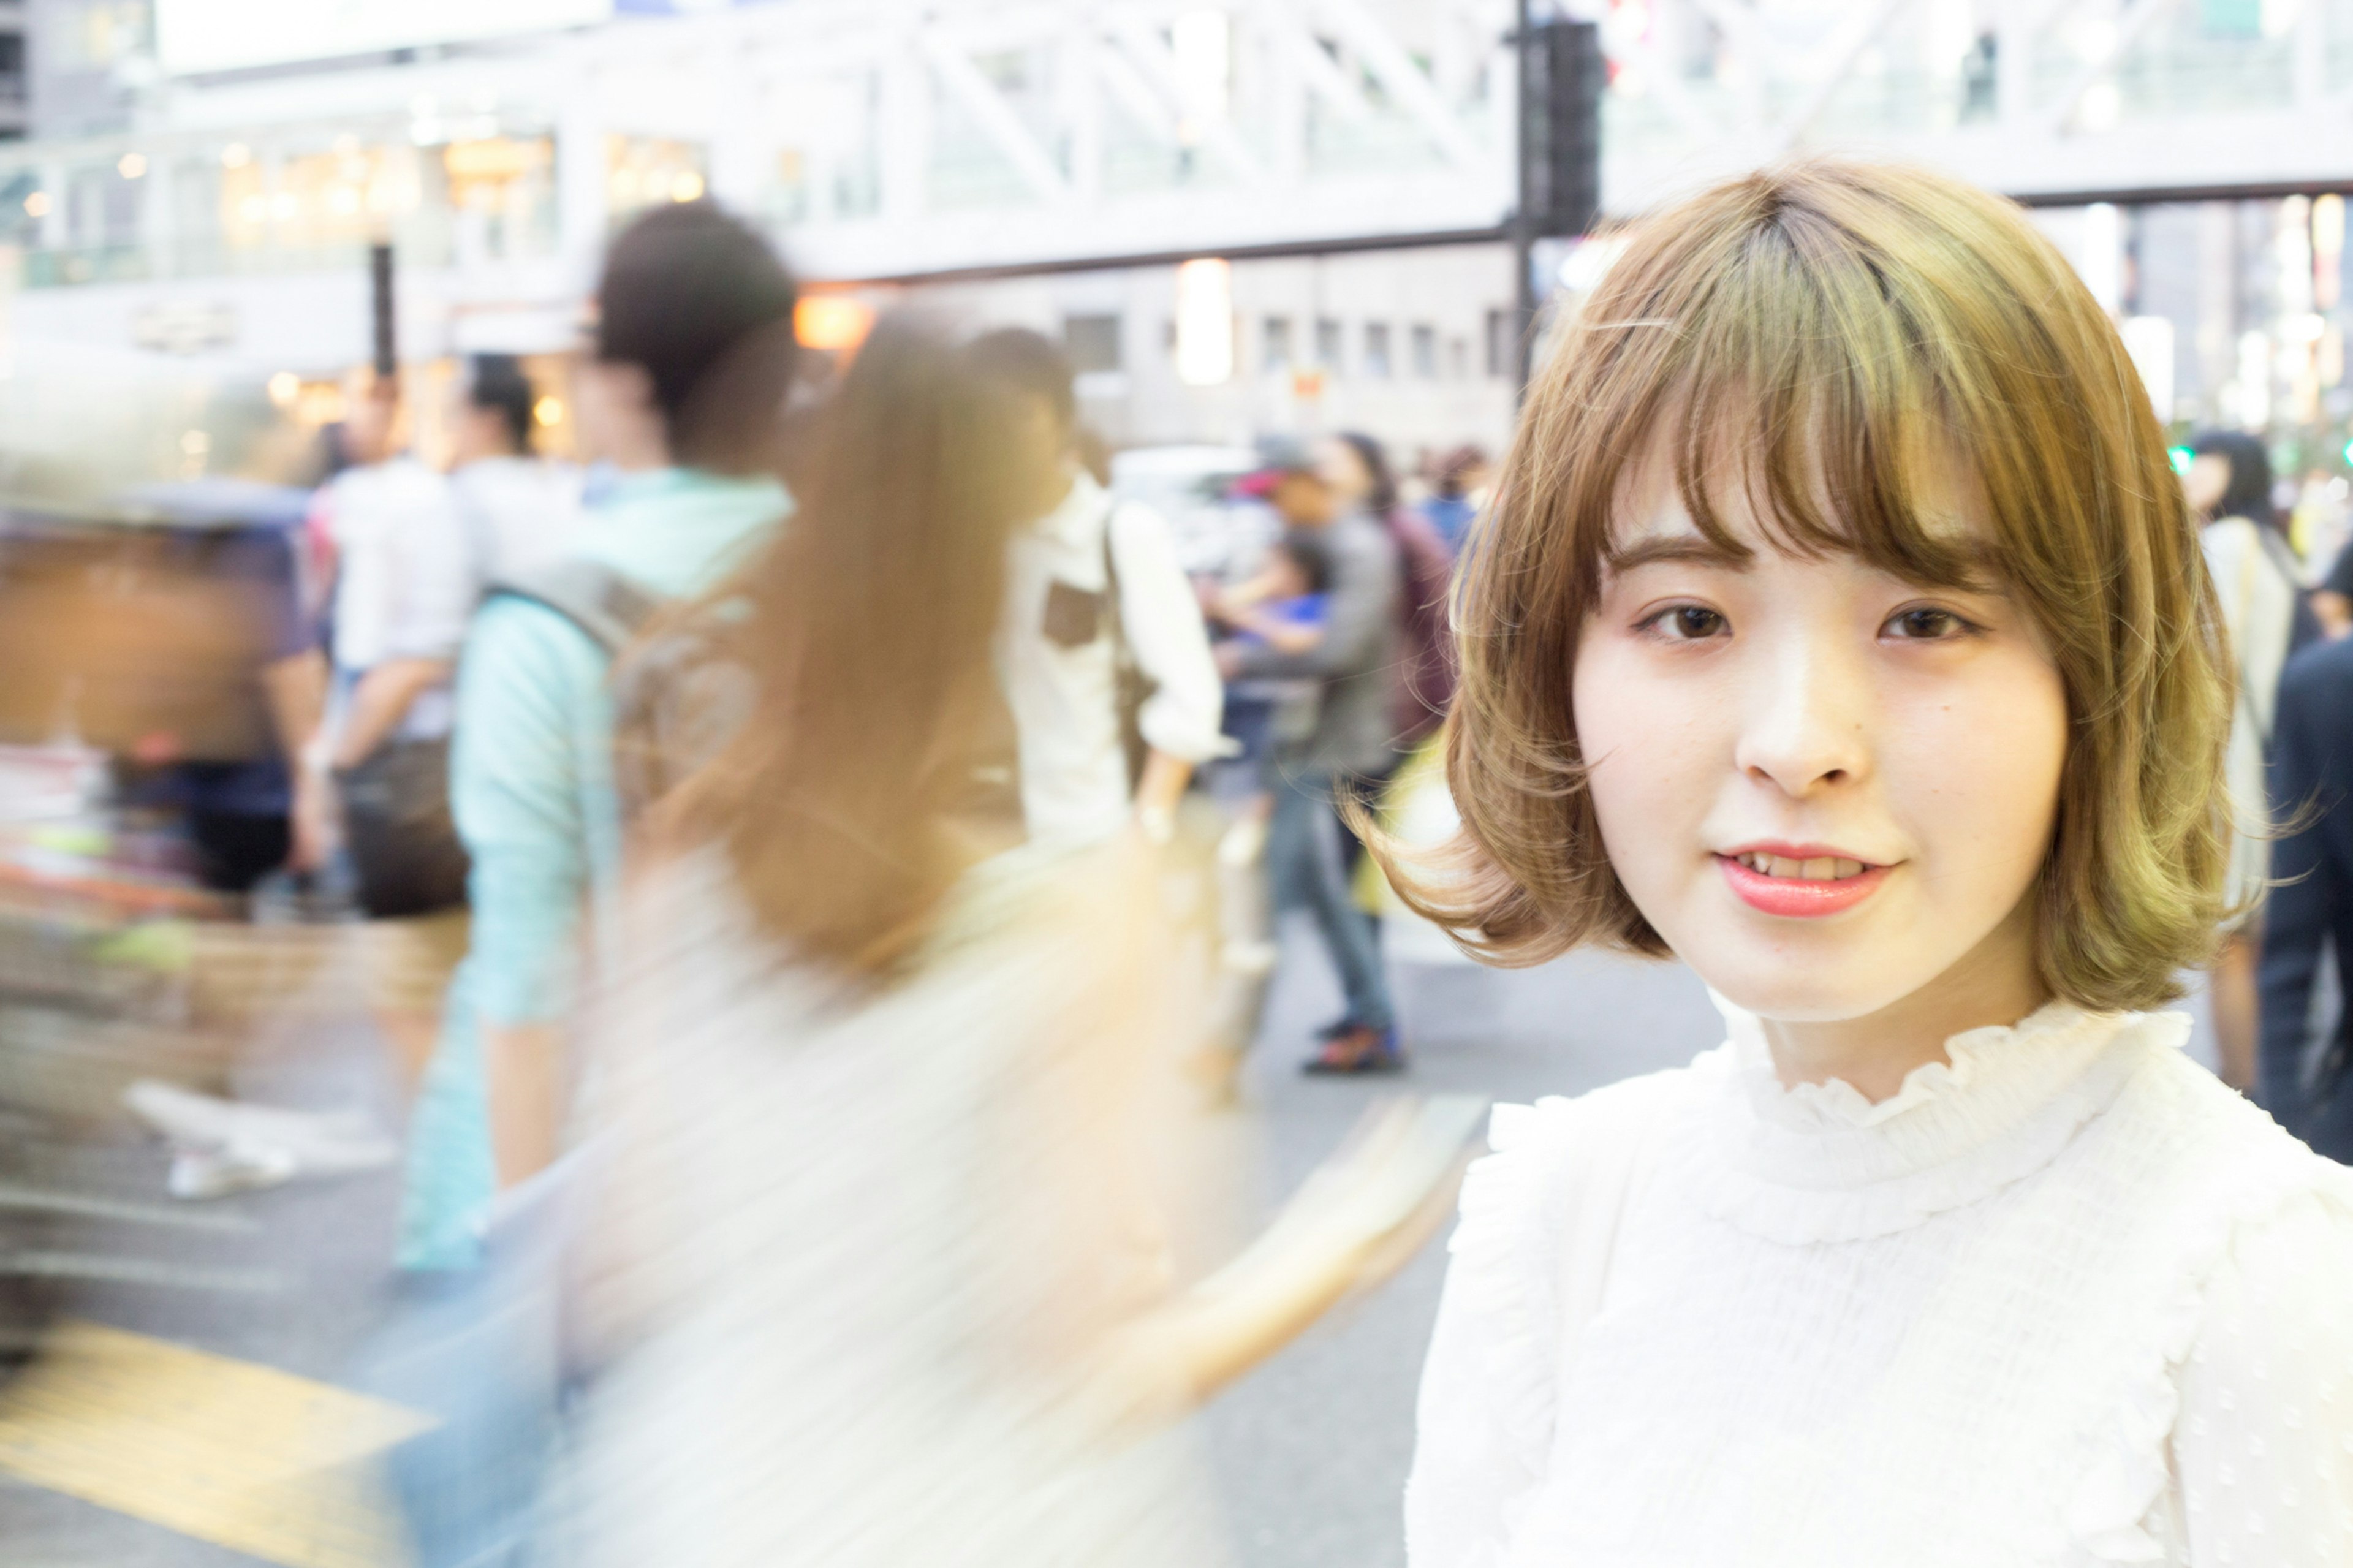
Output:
[0, 1319, 432, 1568]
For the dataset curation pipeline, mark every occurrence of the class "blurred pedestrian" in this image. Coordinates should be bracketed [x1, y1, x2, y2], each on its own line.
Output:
[1218, 441, 1403, 1073]
[2313, 539, 2353, 640]
[396, 201, 798, 1272]
[2261, 632, 2353, 1162]
[1419, 444, 1488, 553]
[1324, 432, 1455, 748]
[969, 328, 1224, 848]
[313, 369, 476, 920]
[567, 312, 1222, 1566]
[2186, 428, 2320, 1090]
[446, 353, 585, 583]
[118, 490, 331, 896]
[1210, 529, 1336, 809]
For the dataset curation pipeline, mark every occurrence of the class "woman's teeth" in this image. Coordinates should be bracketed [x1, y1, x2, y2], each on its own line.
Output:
[1733, 853, 1866, 881]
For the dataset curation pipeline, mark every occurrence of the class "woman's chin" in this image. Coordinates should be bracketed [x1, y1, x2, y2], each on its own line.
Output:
[1681, 944, 1940, 1029]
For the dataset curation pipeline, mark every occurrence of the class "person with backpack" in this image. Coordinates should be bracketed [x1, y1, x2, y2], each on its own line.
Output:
[395, 202, 798, 1272]
[966, 328, 1224, 849]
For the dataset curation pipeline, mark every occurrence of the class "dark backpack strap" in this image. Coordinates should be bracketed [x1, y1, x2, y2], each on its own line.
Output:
[488, 558, 668, 659]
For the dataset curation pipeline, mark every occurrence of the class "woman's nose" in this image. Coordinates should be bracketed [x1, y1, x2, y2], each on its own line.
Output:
[1733, 637, 1872, 798]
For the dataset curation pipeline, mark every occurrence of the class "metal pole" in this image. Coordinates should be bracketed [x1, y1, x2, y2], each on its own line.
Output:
[1512, 0, 1537, 400]
[368, 241, 396, 381]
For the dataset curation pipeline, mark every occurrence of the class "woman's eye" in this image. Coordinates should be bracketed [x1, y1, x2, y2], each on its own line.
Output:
[1884, 606, 1971, 640]
[1643, 605, 1728, 640]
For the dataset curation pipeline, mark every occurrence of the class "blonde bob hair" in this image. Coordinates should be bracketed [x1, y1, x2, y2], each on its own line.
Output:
[1402, 159, 2230, 1012]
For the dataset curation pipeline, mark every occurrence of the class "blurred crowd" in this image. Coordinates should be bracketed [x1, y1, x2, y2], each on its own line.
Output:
[14, 186, 2353, 1567]
[0, 199, 1495, 1562]
[2184, 428, 2353, 1162]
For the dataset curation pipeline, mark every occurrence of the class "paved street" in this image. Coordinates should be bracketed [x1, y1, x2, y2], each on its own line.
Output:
[0, 893, 2225, 1567]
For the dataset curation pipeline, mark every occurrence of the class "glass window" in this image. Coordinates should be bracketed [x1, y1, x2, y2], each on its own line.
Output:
[1411, 323, 1437, 378]
[1315, 316, 1343, 370]
[1064, 313, 1122, 374]
[1485, 308, 1511, 378]
[1364, 321, 1392, 378]
[1262, 315, 1293, 368]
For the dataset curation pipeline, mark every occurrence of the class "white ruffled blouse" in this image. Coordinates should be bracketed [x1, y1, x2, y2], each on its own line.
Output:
[1404, 1004, 2353, 1567]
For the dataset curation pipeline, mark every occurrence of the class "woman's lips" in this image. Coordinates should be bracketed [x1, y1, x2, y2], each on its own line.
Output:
[1716, 852, 1891, 918]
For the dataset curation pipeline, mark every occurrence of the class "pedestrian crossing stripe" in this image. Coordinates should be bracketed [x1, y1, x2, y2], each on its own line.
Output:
[0, 1319, 436, 1568]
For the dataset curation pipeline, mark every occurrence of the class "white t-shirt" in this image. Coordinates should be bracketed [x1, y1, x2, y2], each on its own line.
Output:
[2201, 516, 2302, 914]
[324, 456, 476, 741]
[996, 472, 1226, 845]
[450, 456, 586, 585]
[1407, 1002, 2353, 1567]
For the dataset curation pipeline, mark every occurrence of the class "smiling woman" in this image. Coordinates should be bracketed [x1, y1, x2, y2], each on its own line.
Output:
[1574, 449, 2072, 1096]
[1390, 159, 2353, 1568]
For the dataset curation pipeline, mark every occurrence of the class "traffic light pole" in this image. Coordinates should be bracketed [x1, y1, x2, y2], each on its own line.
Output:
[1512, 6, 1603, 399]
[1512, 0, 1537, 399]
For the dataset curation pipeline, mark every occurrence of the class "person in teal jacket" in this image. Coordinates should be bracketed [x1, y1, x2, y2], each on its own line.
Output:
[397, 203, 800, 1270]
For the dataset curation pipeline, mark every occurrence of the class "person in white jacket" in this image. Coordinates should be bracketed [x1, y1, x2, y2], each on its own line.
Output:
[972, 328, 1226, 848]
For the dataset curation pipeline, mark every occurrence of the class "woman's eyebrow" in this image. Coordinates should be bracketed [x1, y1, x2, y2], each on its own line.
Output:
[1603, 535, 1749, 572]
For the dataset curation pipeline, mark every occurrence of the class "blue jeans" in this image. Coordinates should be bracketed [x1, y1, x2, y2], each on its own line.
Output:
[1268, 768, 1395, 1034]
[357, 1161, 578, 1567]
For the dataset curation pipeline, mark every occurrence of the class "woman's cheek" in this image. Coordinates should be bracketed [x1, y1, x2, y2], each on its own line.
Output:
[1574, 644, 1716, 868]
[1891, 659, 2067, 887]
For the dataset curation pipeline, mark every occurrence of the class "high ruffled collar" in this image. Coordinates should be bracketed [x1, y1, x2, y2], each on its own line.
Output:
[1687, 1002, 2188, 1243]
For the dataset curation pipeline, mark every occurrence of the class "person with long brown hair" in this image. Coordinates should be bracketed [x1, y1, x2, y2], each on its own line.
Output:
[561, 309, 1482, 1564]
[564, 312, 1208, 1566]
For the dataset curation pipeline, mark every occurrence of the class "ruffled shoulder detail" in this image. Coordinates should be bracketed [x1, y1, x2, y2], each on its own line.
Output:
[1441, 1068, 1707, 1556]
[2064, 1064, 2353, 1560]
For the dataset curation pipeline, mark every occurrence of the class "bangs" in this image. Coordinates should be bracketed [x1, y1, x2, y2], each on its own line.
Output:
[1593, 200, 2012, 595]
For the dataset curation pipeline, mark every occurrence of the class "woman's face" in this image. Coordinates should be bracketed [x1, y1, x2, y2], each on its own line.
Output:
[1571, 470, 2069, 1025]
[2184, 453, 2232, 517]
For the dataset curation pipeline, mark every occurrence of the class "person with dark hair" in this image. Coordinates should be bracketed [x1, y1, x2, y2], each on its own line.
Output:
[968, 327, 1224, 848]
[313, 368, 476, 920]
[1220, 439, 1404, 1074]
[447, 354, 585, 583]
[397, 200, 798, 1271]
[2186, 426, 2321, 1090]
[1322, 431, 1455, 749]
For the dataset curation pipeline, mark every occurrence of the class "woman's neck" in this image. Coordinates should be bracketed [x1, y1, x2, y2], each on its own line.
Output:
[1760, 898, 2050, 1103]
